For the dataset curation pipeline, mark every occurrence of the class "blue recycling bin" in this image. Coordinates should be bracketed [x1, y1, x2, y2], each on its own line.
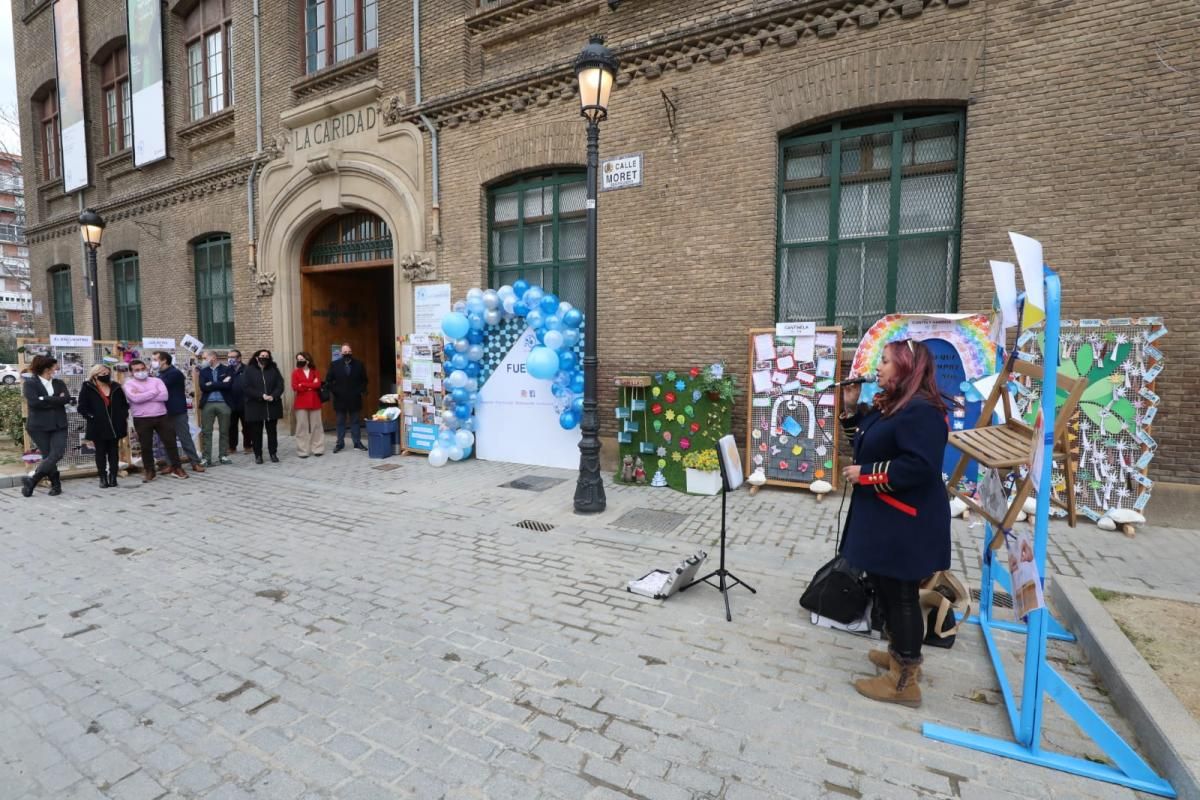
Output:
[366, 419, 397, 459]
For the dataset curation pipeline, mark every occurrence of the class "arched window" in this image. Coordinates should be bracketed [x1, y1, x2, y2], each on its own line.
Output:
[777, 108, 965, 337]
[49, 266, 73, 334]
[101, 47, 132, 155]
[304, 211, 392, 266]
[304, 0, 378, 74]
[194, 234, 234, 347]
[487, 171, 587, 308]
[112, 252, 142, 341]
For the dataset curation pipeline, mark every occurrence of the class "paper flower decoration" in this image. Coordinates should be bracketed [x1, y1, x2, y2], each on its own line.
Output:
[690, 423, 700, 433]
[653, 420, 662, 432]
[652, 386, 661, 398]
[666, 371, 677, 381]
[654, 373, 664, 384]
[665, 392, 676, 404]
[651, 403, 663, 415]
[656, 447, 666, 457]
[680, 438, 691, 450]
[672, 452, 682, 462]
[692, 390, 702, 402]
[675, 380, 686, 392]
[709, 363, 724, 379]
[666, 410, 676, 421]
[690, 367, 701, 379]
[663, 431, 673, 442]
[658, 458, 667, 468]
[684, 405, 694, 416]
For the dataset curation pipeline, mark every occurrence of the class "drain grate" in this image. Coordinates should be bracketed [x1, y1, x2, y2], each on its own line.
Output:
[612, 507, 689, 534]
[502, 475, 567, 492]
[515, 519, 556, 532]
[971, 588, 1014, 609]
[372, 463, 402, 472]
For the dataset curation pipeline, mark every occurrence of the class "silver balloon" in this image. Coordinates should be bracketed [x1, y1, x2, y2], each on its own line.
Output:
[484, 308, 502, 326]
[467, 344, 484, 362]
[454, 337, 469, 353]
[482, 289, 500, 310]
[466, 287, 484, 302]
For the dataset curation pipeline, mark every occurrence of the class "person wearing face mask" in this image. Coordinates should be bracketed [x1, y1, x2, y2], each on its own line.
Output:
[291, 351, 325, 458]
[198, 350, 235, 466]
[124, 359, 187, 482]
[21, 354, 72, 497]
[226, 350, 251, 454]
[240, 349, 286, 463]
[325, 343, 368, 453]
[154, 351, 205, 473]
[76, 364, 130, 488]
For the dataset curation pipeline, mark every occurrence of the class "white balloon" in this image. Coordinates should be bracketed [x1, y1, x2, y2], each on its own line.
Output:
[498, 285, 514, 299]
[502, 296, 517, 314]
[428, 447, 449, 467]
[466, 288, 484, 302]
[465, 379, 478, 393]
[453, 300, 467, 313]
[558, 301, 574, 317]
[448, 444, 465, 461]
[482, 289, 500, 310]
[454, 430, 475, 449]
[543, 330, 564, 351]
[484, 309, 502, 327]
[448, 370, 469, 388]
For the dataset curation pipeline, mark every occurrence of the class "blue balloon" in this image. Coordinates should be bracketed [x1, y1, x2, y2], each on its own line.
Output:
[523, 287, 545, 309]
[464, 361, 480, 378]
[454, 403, 471, 420]
[562, 308, 583, 329]
[512, 279, 530, 298]
[558, 351, 577, 372]
[466, 298, 485, 315]
[551, 383, 566, 398]
[572, 396, 584, 415]
[535, 329, 546, 344]
[513, 302, 529, 317]
[527, 346, 560, 380]
[437, 431, 454, 446]
[451, 387, 468, 404]
[443, 343, 456, 358]
[441, 312, 470, 339]
[467, 330, 484, 344]
[526, 309, 545, 329]
[544, 315, 564, 332]
[559, 409, 579, 430]
[553, 372, 571, 388]
[450, 353, 468, 371]
[562, 329, 580, 347]
[540, 294, 559, 315]
[468, 313, 485, 331]
[570, 372, 585, 394]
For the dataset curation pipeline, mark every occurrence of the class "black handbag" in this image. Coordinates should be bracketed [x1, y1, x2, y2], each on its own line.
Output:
[799, 555, 870, 624]
[318, 380, 331, 403]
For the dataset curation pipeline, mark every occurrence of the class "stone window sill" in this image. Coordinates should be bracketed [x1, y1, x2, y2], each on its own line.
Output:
[179, 108, 236, 144]
[292, 51, 379, 100]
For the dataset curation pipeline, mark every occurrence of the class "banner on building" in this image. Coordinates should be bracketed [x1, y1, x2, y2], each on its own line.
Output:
[126, 0, 167, 166]
[476, 326, 581, 470]
[53, 0, 88, 192]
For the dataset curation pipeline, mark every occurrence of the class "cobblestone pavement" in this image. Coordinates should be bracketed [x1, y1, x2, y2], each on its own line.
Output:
[1, 439, 1194, 799]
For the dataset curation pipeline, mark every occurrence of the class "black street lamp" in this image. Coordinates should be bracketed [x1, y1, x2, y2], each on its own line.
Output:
[78, 208, 106, 340]
[572, 35, 618, 515]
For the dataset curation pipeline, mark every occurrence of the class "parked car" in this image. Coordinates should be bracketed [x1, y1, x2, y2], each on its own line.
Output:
[0, 365, 20, 385]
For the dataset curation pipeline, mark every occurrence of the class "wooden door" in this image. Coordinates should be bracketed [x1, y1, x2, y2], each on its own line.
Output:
[301, 268, 387, 429]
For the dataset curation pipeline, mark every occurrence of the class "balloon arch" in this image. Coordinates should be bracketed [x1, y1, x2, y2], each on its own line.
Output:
[428, 280, 584, 467]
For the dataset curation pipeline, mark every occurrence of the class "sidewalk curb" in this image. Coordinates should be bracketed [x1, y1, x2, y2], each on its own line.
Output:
[1049, 575, 1200, 800]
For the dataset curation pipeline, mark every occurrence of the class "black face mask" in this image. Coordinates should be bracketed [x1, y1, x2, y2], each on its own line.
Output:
[296, 360, 306, 368]
[97, 374, 111, 384]
[342, 353, 352, 361]
[258, 357, 270, 365]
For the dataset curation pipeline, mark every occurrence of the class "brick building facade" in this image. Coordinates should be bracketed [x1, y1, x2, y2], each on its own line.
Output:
[12, 0, 1199, 483]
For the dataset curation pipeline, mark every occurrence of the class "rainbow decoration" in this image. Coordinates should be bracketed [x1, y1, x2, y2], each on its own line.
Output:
[852, 314, 998, 381]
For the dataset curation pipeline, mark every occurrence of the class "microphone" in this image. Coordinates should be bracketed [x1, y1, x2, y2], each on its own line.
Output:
[829, 374, 875, 388]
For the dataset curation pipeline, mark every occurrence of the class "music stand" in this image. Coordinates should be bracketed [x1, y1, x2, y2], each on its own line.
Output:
[680, 435, 756, 621]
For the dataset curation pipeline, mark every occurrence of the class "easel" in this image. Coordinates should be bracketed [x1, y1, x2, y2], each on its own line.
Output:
[680, 437, 756, 621]
[923, 271, 1176, 798]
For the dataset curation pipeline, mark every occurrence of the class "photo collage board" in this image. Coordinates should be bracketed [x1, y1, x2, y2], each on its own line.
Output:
[398, 333, 446, 454]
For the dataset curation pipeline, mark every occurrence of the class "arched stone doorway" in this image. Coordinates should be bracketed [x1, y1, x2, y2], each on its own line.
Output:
[301, 211, 395, 429]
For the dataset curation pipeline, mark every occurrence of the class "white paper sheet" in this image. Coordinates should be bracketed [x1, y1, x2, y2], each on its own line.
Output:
[1009, 232, 1045, 328]
[754, 334, 776, 362]
[752, 370, 773, 392]
[795, 336, 816, 363]
[989, 260, 1019, 330]
[776, 355, 796, 371]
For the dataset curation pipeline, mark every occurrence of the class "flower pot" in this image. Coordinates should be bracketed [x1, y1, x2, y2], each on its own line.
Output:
[685, 468, 722, 496]
[706, 390, 722, 402]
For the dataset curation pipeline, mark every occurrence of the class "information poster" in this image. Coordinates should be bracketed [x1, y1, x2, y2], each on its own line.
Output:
[398, 334, 445, 454]
[745, 326, 842, 489]
[53, 0, 88, 192]
[127, 0, 167, 165]
[413, 284, 451, 336]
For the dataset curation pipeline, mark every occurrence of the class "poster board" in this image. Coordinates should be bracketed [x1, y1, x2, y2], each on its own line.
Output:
[745, 327, 843, 490]
[1013, 316, 1165, 519]
[397, 333, 445, 454]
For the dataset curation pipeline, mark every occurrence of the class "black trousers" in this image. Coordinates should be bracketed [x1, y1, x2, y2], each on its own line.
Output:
[249, 418, 278, 457]
[28, 427, 67, 482]
[871, 574, 924, 660]
[134, 415, 181, 473]
[229, 408, 251, 450]
[94, 438, 120, 480]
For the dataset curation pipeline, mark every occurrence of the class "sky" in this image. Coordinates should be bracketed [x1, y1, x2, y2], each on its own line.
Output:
[1, 0, 21, 154]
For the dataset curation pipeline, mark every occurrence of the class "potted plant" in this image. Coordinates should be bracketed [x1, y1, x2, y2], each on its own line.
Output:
[696, 362, 738, 404]
[683, 448, 722, 495]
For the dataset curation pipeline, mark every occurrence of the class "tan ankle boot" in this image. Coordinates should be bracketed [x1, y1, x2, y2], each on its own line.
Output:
[868, 649, 923, 680]
[854, 653, 923, 708]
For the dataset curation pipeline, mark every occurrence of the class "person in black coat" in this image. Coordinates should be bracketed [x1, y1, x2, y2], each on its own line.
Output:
[226, 349, 251, 453]
[838, 339, 950, 708]
[76, 364, 130, 488]
[240, 349, 285, 464]
[22, 354, 72, 497]
[325, 343, 368, 452]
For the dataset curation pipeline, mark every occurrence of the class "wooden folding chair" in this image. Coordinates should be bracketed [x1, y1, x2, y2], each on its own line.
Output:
[946, 352, 1088, 545]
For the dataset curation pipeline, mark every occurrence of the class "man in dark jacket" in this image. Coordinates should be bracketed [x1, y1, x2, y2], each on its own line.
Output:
[198, 350, 234, 466]
[325, 342, 368, 452]
[155, 351, 205, 472]
[226, 349, 251, 453]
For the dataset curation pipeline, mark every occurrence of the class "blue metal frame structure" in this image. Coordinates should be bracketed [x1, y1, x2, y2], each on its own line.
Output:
[923, 270, 1175, 798]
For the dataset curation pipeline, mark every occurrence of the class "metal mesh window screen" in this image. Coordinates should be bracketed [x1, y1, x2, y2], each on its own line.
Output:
[50, 267, 73, 335]
[488, 172, 587, 302]
[777, 110, 965, 338]
[194, 235, 234, 347]
[112, 253, 142, 341]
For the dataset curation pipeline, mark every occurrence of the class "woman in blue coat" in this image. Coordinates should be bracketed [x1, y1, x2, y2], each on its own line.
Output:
[839, 339, 950, 707]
